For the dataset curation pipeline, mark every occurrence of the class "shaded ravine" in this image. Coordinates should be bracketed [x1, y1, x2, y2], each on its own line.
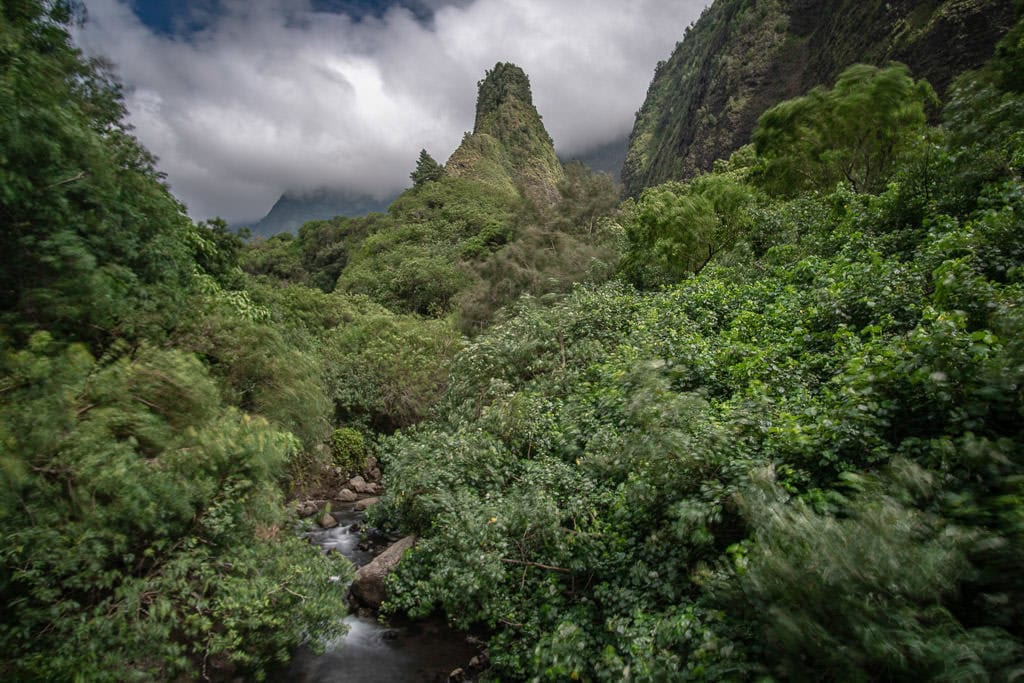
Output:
[275, 505, 481, 683]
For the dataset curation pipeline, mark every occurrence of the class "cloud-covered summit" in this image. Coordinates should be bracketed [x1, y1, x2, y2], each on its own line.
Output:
[76, 0, 706, 222]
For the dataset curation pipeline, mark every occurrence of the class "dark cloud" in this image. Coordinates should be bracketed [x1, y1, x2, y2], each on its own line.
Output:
[76, 0, 707, 221]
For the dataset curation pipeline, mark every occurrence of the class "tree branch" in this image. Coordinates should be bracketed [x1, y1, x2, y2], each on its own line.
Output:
[501, 558, 570, 573]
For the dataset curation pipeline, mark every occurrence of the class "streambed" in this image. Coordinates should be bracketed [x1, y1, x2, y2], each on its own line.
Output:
[275, 505, 480, 682]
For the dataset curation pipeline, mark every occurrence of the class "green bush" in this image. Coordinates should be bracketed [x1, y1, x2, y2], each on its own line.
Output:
[331, 427, 366, 474]
[0, 337, 347, 680]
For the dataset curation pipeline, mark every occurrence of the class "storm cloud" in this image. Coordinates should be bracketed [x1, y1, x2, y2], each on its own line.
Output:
[75, 0, 706, 221]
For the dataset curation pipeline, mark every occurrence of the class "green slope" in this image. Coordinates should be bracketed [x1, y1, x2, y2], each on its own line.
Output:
[623, 0, 1016, 196]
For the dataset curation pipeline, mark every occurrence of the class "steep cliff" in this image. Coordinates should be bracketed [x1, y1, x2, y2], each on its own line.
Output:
[623, 0, 1017, 196]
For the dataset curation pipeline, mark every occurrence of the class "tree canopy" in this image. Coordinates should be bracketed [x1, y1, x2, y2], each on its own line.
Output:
[753, 63, 937, 195]
[410, 148, 445, 186]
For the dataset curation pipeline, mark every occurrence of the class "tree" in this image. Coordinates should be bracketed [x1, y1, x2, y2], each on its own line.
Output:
[753, 63, 937, 195]
[0, 0, 195, 345]
[410, 149, 444, 186]
[622, 171, 759, 287]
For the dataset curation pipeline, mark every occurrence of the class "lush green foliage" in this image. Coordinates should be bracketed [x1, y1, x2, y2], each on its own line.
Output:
[0, 336, 348, 680]
[623, 0, 1016, 196]
[0, 5, 348, 679]
[623, 154, 760, 287]
[372, 46, 1024, 681]
[754, 63, 937, 195]
[6, 1, 1023, 680]
[331, 427, 367, 474]
[0, 0, 196, 344]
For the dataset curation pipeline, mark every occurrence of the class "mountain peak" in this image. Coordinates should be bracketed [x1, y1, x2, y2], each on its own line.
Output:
[473, 62, 536, 134]
[446, 62, 564, 204]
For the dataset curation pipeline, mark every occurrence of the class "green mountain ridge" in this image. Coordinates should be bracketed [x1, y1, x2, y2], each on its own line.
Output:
[623, 0, 1017, 196]
[242, 61, 622, 328]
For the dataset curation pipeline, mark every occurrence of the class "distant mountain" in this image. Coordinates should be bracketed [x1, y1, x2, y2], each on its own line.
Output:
[623, 0, 1017, 196]
[242, 188, 398, 238]
[562, 137, 629, 183]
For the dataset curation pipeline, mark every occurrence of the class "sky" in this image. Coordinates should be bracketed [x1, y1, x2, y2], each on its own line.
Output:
[74, 0, 708, 222]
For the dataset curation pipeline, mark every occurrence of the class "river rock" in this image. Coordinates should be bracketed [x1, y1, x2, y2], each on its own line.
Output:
[337, 488, 358, 503]
[368, 467, 382, 482]
[366, 455, 378, 471]
[319, 513, 339, 529]
[448, 668, 465, 682]
[354, 497, 380, 512]
[295, 500, 318, 517]
[349, 476, 374, 494]
[469, 654, 488, 671]
[351, 535, 416, 608]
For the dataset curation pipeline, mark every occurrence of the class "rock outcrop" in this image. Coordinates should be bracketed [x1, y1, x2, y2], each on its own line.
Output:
[350, 535, 417, 608]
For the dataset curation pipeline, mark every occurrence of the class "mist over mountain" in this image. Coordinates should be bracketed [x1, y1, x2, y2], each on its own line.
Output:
[243, 188, 398, 238]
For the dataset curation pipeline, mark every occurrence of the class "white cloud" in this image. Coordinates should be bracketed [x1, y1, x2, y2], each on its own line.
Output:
[75, 0, 706, 221]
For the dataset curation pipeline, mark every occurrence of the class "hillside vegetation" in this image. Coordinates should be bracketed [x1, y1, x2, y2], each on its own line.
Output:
[2, 0, 1024, 680]
[369, 32, 1024, 683]
[623, 0, 1017, 196]
[241, 63, 624, 332]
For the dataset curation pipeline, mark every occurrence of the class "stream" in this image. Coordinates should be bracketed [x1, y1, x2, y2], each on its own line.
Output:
[274, 505, 481, 682]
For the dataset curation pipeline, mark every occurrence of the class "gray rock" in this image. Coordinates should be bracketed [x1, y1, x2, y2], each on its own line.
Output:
[354, 497, 380, 512]
[448, 668, 465, 682]
[337, 488, 358, 502]
[295, 501, 317, 517]
[319, 513, 339, 529]
[349, 476, 374, 494]
[469, 651, 489, 671]
[350, 535, 416, 608]
[368, 467, 382, 482]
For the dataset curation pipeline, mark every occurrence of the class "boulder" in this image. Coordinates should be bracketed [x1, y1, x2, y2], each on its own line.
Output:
[354, 497, 380, 512]
[350, 535, 416, 608]
[349, 476, 374, 494]
[319, 513, 339, 529]
[337, 488, 358, 503]
[469, 652, 490, 672]
[295, 500, 319, 518]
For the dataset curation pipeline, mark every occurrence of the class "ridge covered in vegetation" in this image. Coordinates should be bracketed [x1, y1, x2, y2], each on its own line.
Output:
[241, 61, 623, 332]
[622, 0, 1017, 196]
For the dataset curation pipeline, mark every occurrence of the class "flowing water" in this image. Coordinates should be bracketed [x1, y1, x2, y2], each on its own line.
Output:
[275, 505, 480, 682]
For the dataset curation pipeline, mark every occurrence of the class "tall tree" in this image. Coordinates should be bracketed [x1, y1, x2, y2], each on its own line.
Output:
[0, 0, 196, 344]
[753, 63, 937, 195]
[411, 149, 444, 186]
